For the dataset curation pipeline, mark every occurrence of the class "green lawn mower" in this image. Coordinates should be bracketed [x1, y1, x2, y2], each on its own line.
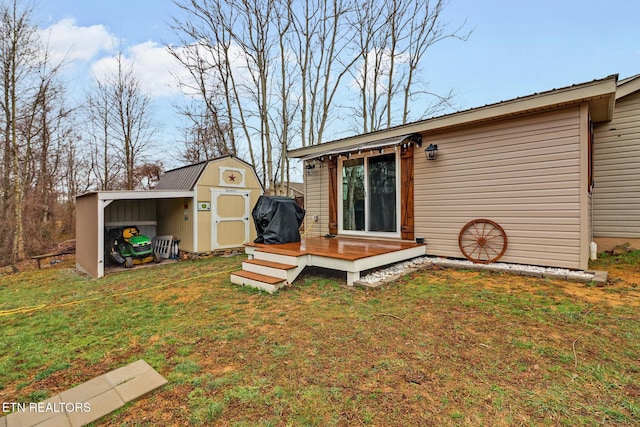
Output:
[107, 226, 161, 268]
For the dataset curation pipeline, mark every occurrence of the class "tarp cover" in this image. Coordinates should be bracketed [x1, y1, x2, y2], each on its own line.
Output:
[252, 195, 305, 244]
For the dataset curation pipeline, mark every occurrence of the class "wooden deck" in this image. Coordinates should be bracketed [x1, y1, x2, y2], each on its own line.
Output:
[246, 237, 423, 260]
[231, 237, 426, 292]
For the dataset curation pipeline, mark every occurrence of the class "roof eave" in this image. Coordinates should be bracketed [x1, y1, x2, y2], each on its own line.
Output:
[75, 190, 194, 200]
[616, 74, 640, 100]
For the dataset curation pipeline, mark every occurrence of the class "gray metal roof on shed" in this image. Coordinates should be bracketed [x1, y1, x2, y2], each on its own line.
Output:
[154, 155, 261, 191]
[154, 160, 210, 190]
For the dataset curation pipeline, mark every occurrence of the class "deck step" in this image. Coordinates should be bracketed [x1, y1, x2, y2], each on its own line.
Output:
[243, 258, 297, 270]
[253, 250, 301, 266]
[231, 270, 284, 284]
[242, 258, 299, 280]
[230, 270, 286, 294]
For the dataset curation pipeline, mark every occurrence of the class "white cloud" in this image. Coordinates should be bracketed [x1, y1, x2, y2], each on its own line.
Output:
[160, 40, 255, 99]
[128, 41, 184, 97]
[350, 48, 410, 94]
[38, 18, 185, 99]
[39, 18, 262, 101]
[39, 18, 118, 64]
[91, 41, 185, 98]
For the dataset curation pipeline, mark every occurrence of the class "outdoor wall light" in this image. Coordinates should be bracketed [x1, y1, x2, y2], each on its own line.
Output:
[425, 144, 438, 161]
[306, 163, 316, 176]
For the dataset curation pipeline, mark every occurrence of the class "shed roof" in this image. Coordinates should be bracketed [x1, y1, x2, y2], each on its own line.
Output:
[154, 155, 257, 190]
[154, 160, 209, 190]
[288, 74, 618, 159]
[288, 182, 304, 196]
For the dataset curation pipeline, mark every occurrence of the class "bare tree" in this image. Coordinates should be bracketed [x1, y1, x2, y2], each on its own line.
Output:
[177, 101, 231, 163]
[85, 77, 120, 190]
[400, 0, 470, 124]
[167, 34, 238, 158]
[349, 0, 471, 132]
[0, 0, 80, 263]
[0, 0, 39, 262]
[170, 0, 469, 191]
[134, 161, 163, 190]
[172, 0, 277, 189]
[348, 0, 390, 133]
[230, 0, 277, 189]
[85, 53, 158, 190]
[21, 50, 77, 255]
[290, 0, 359, 147]
[171, 0, 355, 192]
[110, 55, 157, 190]
[60, 132, 86, 201]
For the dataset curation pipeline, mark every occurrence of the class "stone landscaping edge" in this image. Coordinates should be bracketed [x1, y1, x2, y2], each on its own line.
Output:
[354, 256, 608, 290]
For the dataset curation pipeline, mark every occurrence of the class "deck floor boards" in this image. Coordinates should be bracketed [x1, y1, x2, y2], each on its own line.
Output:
[247, 237, 423, 261]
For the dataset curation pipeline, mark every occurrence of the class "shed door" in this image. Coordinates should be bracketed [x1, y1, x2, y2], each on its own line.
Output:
[211, 190, 250, 249]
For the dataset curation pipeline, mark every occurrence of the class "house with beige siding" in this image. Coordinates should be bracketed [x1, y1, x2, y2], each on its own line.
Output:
[593, 74, 640, 251]
[288, 74, 640, 272]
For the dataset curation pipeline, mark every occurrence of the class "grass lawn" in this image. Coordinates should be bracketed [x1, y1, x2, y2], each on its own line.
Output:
[1, 253, 639, 426]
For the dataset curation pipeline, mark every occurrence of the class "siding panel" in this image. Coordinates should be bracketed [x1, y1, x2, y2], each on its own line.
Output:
[415, 108, 584, 269]
[105, 199, 156, 224]
[157, 198, 194, 252]
[593, 91, 640, 238]
[303, 161, 329, 237]
[75, 194, 100, 278]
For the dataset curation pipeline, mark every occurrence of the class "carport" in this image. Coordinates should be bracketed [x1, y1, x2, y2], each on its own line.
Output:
[75, 190, 193, 278]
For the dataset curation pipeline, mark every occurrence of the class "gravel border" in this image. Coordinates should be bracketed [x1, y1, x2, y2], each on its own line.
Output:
[355, 256, 608, 289]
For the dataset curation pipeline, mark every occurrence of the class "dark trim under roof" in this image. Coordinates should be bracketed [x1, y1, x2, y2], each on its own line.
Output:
[299, 133, 422, 161]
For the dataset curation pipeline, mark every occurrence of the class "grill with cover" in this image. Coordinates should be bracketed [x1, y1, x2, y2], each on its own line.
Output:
[252, 196, 305, 244]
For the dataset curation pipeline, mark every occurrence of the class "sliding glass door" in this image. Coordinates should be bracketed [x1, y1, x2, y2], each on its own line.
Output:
[340, 152, 398, 235]
[368, 154, 396, 232]
[342, 158, 365, 231]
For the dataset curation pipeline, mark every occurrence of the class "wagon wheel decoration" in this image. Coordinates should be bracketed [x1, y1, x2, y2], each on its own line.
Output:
[458, 219, 508, 264]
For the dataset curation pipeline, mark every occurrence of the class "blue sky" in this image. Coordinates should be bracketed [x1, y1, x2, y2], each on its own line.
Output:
[35, 0, 640, 167]
[430, 1, 640, 108]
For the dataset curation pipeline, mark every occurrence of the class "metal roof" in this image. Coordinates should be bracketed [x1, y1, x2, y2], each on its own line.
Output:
[154, 161, 208, 190]
[616, 73, 640, 100]
[288, 74, 618, 159]
[154, 155, 263, 191]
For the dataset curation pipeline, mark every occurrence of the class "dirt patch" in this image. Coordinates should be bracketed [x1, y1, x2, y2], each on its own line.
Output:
[441, 266, 640, 307]
[560, 280, 639, 306]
